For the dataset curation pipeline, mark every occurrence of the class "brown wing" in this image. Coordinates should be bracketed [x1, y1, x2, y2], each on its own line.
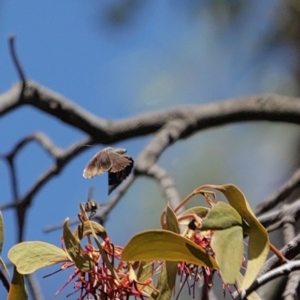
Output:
[108, 151, 132, 173]
[108, 156, 134, 194]
[83, 150, 112, 178]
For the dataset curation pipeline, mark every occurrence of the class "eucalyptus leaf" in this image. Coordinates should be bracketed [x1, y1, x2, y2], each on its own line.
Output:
[200, 184, 269, 290]
[73, 220, 107, 241]
[86, 220, 119, 281]
[150, 261, 177, 300]
[179, 206, 209, 218]
[178, 206, 209, 226]
[8, 241, 68, 274]
[122, 230, 218, 269]
[211, 226, 243, 284]
[202, 202, 242, 230]
[63, 218, 94, 272]
[165, 203, 180, 233]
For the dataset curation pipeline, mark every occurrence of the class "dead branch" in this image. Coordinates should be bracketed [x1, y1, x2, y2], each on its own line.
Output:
[281, 215, 300, 300]
[235, 261, 300, 300]
[256, 167, 300, 216]
[2, 82, 300, 142]
[258, 199, 300, 230]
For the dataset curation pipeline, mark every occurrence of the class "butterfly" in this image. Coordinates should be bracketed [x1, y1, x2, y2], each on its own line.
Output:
[83, 147, 134, 194]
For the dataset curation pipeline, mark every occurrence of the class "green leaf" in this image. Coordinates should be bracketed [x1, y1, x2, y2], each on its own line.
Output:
[150, 261, 177, 300]
[0, 211, 4, 255]
[178, 206, 210, 226]
[211, 226, 243, 284]
[155, 205, 179, 299]
[73, 220, 107, 241]
[8, 241, 68, 274]
[202, 202, 242, 230]
[179, 206, 209, 218]
[165, 204, 180, 233]
[86, 220, 119, 281]
[122, 230, 218, 269]
[63, 218, 94, 272]
[202, 184, 269, 290]
[7, 267, 27, 300]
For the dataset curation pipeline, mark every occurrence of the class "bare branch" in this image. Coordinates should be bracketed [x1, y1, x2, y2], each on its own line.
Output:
[0, 83, 23, 116]
[283, 269, 300, 300]
[235, 261, 300, 300]
[26, 274, 44, 300]
[258, 199, 300, 230]
[3, 83, 300, 143]
[145, 163, 181, 209]
[9, 36, 26, 85]
[281, 214, 300, 300]
[0, 268, 9, 292]
[0, 132, 62, 160]
[259, 234, 300, 277]
[133, 120, 186, 207]
[256, 168, 300, 216]
[0, 136, 92, 212]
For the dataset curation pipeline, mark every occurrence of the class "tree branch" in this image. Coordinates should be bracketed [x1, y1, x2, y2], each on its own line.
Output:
[235, 261, 300, 300]
[0, 136, 92, 212]
[259, 234, 300, 277]
[2, 82, 300, 142]
[281, 214, 300, 300]
[256, 167, 300, 216]
[258, 199, 300, 230]
[9, 36, 26, 86]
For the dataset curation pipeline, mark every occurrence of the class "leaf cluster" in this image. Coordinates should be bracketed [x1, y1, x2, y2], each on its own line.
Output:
[2, 184, 273, 300]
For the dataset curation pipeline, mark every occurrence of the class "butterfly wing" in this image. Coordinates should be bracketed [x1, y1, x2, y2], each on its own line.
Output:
[83, 150, 112, 178]
[113, 148, 127, 155]
[108, 151, 132, 173]
[108, 156, 134, 194]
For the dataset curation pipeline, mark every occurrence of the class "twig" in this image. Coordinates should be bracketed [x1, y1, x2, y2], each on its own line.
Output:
[9, 36, 26, 86]
[0, 268, 9, 292]
[134, 120, 187, 206]
[255, 167, 300, 216]
[281, 214, 300, 300]
[258, 198, 300, 230]
[234, 261, 300, 300]
[145, 163, 181, 209]
[269, 242, 287, 264]
[2, 149, 24, 242]
[26, 274, 45, 300]
[0, 132, 62, 160]
[0, 136, 93, 212]
[259, 234, 300, 277]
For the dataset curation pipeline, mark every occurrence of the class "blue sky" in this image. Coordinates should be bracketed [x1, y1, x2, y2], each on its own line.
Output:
[0, 1, 299, 299]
